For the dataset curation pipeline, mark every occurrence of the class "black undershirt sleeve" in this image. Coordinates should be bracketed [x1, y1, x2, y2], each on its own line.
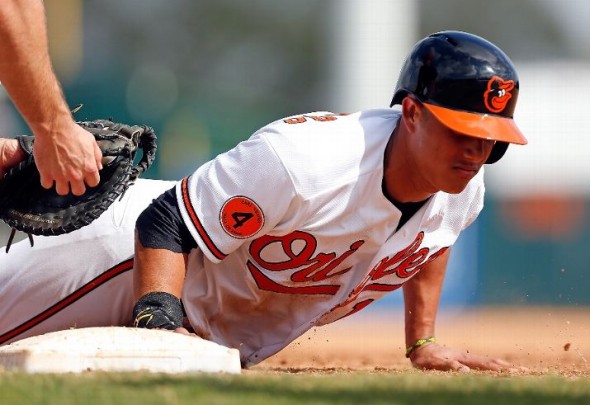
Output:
[135, 186, 198, 253]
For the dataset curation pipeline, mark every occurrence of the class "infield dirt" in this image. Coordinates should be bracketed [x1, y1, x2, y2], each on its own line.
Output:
[256, 307, 590, 377]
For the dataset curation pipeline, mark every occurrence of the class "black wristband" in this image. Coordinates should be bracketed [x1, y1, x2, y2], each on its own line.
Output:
[132, 292, 183, 330]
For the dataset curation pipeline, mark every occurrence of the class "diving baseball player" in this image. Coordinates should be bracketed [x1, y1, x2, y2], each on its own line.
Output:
[0, 31, 528, 371]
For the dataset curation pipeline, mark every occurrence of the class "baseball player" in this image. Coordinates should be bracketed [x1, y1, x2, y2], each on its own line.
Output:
[0, 31, 527, 372]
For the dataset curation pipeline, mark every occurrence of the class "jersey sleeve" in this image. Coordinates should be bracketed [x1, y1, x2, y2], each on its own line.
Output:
[176, 131, 299, 263]
[463, 169, 486, 230]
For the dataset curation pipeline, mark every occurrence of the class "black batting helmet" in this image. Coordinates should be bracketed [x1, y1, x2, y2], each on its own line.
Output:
[391, 31, 527, 164]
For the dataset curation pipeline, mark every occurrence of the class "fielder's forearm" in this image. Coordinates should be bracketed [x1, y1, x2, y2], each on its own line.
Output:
[0, 0, 72, 133]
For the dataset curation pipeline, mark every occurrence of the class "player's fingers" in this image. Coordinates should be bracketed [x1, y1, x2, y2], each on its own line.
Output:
[54, 180, 72, 196]
[40, 175, 54, 191]
[79, 143, 103, 189]
[174, 327, 203, 338]
[464, 356, 520, 372]
[449, 361, 471, 373]
[414, 359, 471, 372]
[174, 327, 194, 336]
[94, 142, 103, 170]
[489, 358, 512, 368]
[70, 179, 87, 196]
[84, 168, 101, 188]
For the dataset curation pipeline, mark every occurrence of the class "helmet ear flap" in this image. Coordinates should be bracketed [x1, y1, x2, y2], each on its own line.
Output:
[485, 141, 509, 164]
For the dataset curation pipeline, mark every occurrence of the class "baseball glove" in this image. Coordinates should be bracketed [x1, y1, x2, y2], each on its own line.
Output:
[0, 119, 157, 251]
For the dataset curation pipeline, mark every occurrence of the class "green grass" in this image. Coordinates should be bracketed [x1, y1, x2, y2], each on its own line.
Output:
[1, 370, 590, 405]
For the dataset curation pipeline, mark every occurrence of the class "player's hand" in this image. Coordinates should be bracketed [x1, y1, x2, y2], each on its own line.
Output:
[0, 138, 25, 178]
[173, 327, 203, 338]
[33, 120, 103, 196]
[408, 342, 525, 372]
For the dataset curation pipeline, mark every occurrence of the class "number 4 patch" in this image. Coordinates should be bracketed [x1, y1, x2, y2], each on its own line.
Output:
[220, 196, 265, 238]
[231, 212, 254, 229]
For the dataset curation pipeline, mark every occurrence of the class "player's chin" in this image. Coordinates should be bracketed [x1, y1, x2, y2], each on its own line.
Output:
[442, 173, 476, 194]
[442, 185, 468, 194]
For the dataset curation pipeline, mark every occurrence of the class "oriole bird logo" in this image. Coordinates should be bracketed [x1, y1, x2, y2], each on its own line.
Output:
[483, 76, 515, 113]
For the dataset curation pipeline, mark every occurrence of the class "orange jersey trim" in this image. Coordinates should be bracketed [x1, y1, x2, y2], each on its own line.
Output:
[180, 177, 226, 261]
[0, 259, 134, 345]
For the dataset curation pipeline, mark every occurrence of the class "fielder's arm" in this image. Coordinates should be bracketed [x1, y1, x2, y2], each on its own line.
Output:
[403, 248, 517, 372]
[0, 0, 102, 195]
[0, 138, 25, 178]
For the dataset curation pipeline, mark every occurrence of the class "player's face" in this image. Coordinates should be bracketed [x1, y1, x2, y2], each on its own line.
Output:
[412, 103, 495, 194]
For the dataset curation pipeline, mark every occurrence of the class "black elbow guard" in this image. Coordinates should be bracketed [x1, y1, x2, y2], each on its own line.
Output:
[136, 186, 197, 253]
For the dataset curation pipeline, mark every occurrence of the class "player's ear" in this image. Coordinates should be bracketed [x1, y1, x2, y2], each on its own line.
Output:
[401, 96, 423, 133]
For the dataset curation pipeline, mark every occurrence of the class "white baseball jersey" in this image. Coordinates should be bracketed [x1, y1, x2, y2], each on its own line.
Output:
[0, 108, 484, 368]
[178, 108, 484, 366]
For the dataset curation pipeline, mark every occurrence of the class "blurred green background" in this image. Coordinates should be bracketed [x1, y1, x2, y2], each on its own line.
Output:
[1, 0, 589, 308]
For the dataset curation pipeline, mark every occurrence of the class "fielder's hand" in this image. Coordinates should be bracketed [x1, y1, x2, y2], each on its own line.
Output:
[33, 121, 103, 196]
[408, 342, 525, 372]
[0, 138, 25, 178]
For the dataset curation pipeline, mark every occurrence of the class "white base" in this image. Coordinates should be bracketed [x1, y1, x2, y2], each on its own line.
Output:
[0, 327, 241, 374]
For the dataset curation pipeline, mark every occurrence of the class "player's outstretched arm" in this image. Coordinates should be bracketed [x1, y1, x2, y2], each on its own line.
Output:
[402, 248, 520, 372]
[132, 186, 198, 333]
[0, 0, 102, 196]
[132, 237, 188, 330]
[133, 238, 187, 303]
